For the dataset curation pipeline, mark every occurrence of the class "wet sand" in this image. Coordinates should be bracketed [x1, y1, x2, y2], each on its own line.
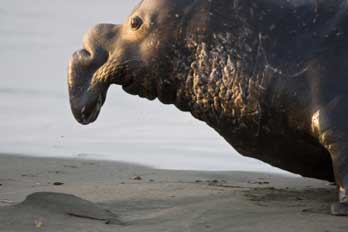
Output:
[0, 154, 347, 232]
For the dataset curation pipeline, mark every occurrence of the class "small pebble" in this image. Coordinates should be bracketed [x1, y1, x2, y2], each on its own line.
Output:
[53, 182, 64, 186]
[248, 181, 270, 185]
[64, 165, 78, 169]
[132, 176, 143, 181]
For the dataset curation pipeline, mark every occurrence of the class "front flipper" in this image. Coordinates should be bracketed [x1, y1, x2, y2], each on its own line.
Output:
[331, 202, 348, 216]
[317, 96, 348, 216]
[316, 96, 348, 216]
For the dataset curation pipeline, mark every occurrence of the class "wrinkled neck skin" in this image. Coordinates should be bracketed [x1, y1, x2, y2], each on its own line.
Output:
[170, 0, 272, 148]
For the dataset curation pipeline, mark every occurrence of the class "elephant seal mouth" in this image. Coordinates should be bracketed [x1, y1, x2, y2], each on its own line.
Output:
[68, 84, 107, 125]
[79, 94, 104, 125]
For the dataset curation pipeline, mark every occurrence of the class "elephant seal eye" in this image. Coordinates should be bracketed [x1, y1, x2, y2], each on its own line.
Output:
[130, 16, 143, 30]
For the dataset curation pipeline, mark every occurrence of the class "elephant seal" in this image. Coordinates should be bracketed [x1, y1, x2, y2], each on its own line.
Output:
[68, 0, 348, 215]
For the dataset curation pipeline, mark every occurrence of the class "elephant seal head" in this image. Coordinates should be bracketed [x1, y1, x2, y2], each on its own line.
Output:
[68, 0, 203, 124]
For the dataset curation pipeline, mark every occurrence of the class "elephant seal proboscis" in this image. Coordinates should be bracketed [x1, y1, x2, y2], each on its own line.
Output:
[68, 0, 348, 216]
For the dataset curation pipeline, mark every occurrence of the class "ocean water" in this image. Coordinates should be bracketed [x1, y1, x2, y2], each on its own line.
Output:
[0, 0, 292, 174]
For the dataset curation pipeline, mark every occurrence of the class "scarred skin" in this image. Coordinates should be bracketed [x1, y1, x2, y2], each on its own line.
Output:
[68, 0, 348, 215]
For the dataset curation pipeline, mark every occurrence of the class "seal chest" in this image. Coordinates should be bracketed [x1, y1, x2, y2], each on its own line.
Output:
[311, 110, 320, 136]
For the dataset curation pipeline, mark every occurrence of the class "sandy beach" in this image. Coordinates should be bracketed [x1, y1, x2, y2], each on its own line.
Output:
[0, 154, 347, 232]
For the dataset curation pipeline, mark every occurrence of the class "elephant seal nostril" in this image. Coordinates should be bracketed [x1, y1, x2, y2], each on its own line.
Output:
[78, 49, 91, 59]
[71, 49, 93, 66]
